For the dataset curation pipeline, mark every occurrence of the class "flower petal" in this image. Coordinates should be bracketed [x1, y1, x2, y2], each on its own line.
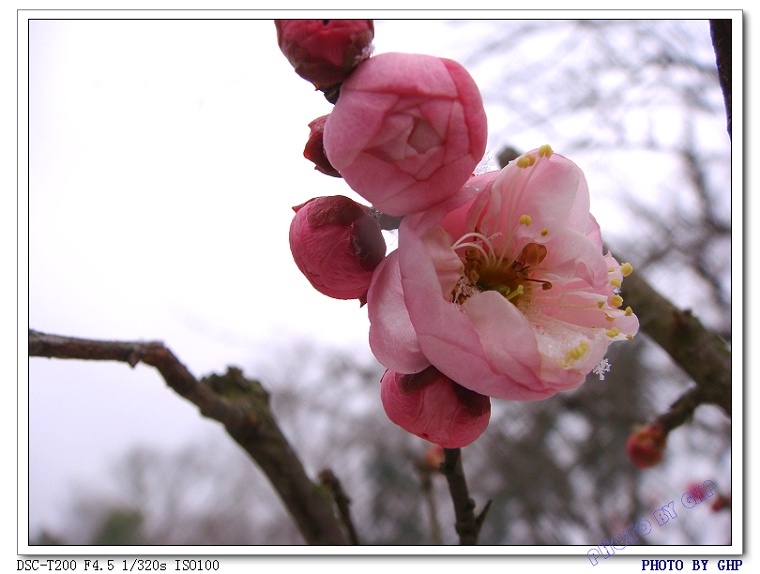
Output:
[368, 250, 430, 374]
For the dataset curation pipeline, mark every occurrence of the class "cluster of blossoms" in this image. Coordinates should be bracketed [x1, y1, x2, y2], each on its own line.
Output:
[279, 20, 639, 449]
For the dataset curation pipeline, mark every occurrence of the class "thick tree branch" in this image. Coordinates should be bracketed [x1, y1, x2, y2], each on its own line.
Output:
[620, 272, 731, 416]
[28, 329, 351, 545]
[441, 448, 491, 545]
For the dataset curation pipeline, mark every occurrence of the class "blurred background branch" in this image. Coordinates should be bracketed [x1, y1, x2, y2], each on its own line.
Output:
[28, 329, 351, 545]
[709, 19, 732, 138]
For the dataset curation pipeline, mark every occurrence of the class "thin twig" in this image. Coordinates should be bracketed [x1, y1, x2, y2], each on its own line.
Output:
[655, 386, 706, 434]
[440, 448, 491, 545]
[28, 329, 350, 545]
[318, 469, 360, 545]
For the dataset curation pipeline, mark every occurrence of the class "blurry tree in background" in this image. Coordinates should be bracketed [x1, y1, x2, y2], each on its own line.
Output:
[30, 19, 732, 546]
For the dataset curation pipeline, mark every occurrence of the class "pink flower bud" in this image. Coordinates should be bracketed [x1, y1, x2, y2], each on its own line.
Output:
[625, 423, 667, 469]
[275, 20, 374, 89]
[324, 52, 488, 216]
[289, 196, 386, 304]
[380, 366, 491, 448]
[303, 115, 341, 177]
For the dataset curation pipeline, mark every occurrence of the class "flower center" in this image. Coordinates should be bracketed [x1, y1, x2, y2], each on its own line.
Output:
[452, 234, 552, 306]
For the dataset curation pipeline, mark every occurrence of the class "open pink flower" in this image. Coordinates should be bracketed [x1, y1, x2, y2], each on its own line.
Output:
[323, 52, 488, 216]
[275, 20, 374, 89]
[289, 195, 385, 304]
[368, 146, 639, 400]
[380, 366, 491, 448]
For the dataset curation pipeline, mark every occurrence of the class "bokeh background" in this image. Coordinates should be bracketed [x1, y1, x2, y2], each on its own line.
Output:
[25, 18, 734, 546]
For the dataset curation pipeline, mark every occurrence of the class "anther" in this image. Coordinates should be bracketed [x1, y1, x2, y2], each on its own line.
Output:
[517, 154, 536, 168]
[538, 144, 553, 158]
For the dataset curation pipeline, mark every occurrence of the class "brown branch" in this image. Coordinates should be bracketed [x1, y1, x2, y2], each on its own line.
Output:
[441, 448, 491, 545]
[620, 271, 731, 416]
[318, 469, 360, 545]
[28, 329, 350, 545]
[655, 386, 705, 433]
[710, 19, 732, 139]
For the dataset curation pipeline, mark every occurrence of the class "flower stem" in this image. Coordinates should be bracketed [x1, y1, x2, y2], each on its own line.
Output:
[441, 448, 491, 545]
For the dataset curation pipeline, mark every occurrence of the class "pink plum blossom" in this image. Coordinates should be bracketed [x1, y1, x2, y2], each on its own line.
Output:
[274, 20, 374, 90]
[368, 145, 639, 400]
[289, 195, 386, 304]
[323, 52, 488, 216]
[380, 366, 491, 448]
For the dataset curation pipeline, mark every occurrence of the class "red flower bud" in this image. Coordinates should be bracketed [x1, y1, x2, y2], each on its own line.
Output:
[303, 115, 341, 177]
[289, 196, 386, 304]
[275, 20, 374, 89]
[711, 493, 731, 512]
[625, 423, 667, 469]
[381, 366, 491, 448]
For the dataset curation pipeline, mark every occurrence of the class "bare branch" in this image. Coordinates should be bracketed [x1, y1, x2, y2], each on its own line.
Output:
[441, 448, 491, 545]
[619, 273, 731, 416]
[318, 469, 360, 545]
[28, 329, 350, 545]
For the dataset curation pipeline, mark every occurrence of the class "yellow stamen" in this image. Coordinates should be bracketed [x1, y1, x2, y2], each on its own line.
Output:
[621, 262, 633, 277]
[611, 295, 623, 307]
[538, 144, 554, 158]
[519, 214, 532, 226]
[597, 301, 605, 309]
[564, 340, 589, 364]
[541, 228, 549, 236]
[517, 154, 536, 168]
[610, 277, 622, 288]
[606, 327, 620, 338]
[625, 306, 633, 316]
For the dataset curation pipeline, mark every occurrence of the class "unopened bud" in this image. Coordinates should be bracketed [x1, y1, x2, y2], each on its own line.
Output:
[304, 115, 341, 177]
[274, 19, 374, 90]
[381, 366, 491, 448]
[625, 423, 667, 469]
[289, 195, 385, 304]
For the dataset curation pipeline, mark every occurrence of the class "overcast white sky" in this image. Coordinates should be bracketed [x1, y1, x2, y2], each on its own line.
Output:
[23, 16, 497, 541]
[15, 11, 751, 561]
